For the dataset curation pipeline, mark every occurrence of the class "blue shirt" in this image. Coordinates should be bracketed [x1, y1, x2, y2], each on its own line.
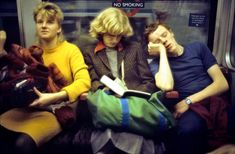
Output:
[149, 42, 217, 99]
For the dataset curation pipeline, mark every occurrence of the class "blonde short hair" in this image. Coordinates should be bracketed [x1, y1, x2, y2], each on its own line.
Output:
[33, 2, 64, 43]
[89, 7, 133, 38]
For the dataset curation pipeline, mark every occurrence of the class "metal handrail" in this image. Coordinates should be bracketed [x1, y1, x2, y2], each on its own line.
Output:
[225, 50, 235, 71]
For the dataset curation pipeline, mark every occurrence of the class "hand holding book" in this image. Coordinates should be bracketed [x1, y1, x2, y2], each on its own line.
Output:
[100, 75, 151, 98]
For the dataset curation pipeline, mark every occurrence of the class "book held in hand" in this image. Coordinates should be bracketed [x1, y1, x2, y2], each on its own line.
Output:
[100, 75, 151, 98]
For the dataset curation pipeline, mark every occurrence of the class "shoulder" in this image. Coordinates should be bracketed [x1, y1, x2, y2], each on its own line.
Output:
[123, 40, 141, 48]
[185, 41, 207, 49]
[80, 41, 98, 55]
[62, 41, 79, 50]
[123, 41, 142, 54]
[60, 41, 84, 58]
[184, 41, 211, 54]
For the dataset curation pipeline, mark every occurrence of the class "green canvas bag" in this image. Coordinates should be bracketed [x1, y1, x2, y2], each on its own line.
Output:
[86, 89, 175, 137]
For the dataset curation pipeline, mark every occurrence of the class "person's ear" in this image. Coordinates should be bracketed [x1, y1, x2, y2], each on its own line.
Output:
[168, 29, 175, 36]
[57, 27, 62, 34]
[170, 31, 174, 37]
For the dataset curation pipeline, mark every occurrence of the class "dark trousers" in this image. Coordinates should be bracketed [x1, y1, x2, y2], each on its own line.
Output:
[0, 125, 38, 154]
[164, 109, 208, 154]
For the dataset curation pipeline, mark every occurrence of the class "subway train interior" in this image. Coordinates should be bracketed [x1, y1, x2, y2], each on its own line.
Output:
[0, 0, 235, 154]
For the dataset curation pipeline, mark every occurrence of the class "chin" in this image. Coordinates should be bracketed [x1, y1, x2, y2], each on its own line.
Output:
[39, 35, 49, 39]
[107, 45, 116, 48]
[169, 46, 177, 53]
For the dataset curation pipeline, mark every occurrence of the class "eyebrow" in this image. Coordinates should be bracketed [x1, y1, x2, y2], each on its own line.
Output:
[161, 31, 167, 36]
[149, 35, 159, 43]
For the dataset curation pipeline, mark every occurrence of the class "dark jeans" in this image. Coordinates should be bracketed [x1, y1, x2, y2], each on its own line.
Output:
[164, 109, 208, 154]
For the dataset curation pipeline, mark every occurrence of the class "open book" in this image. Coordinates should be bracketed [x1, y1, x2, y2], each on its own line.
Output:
[100, 75, 151, 98]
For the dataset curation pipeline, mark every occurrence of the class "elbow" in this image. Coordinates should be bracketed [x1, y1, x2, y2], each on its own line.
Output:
[156, 81, 174, 92]
[221, 75, 229, 92]
[155, 74, 174, 92]
[161, 86, 174, 92]
[216, 78, 229, 94]
[222, 79, 229, 92]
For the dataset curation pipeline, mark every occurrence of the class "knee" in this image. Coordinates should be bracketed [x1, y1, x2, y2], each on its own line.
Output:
[177, 112, 207, 136]
[177, 123, 204, 136]
[14, 134, 38, 154]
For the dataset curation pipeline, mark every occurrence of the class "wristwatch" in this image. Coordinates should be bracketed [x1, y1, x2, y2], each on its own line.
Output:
[184, 98, 192, 105]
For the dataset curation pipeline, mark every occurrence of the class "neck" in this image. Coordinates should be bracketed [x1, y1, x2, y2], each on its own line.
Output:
[176, 45, 184, 56]
[167, 45, 184, 57]
[40, 37, 59, 49]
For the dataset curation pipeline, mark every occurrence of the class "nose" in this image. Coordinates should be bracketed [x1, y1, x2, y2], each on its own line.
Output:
[159, 37, 166, 44]
[42, 21, 47, 27]
[112, 36, 121, 42]
[112, 36, 121, 43]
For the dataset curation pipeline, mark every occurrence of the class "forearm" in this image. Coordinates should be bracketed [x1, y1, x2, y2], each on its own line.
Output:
[62, 66, 91, 101]
[155, 50, 174, 91]
[186, 78, 229, 104]
[187, 64, 229, 104]
[53, 90, 68, 103]
[30, 88, 69, 107]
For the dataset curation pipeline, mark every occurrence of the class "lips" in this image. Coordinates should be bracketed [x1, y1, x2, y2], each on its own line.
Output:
[165, 43, 172, 50]
[41, 31, 48, 33]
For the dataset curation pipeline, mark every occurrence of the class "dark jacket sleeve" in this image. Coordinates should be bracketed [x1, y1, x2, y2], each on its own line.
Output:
[82, 45, 104, 91]
[123, 42, 158, 93]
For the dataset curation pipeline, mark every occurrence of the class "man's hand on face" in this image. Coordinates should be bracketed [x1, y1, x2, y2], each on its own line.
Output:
[148, 42, 166, 56]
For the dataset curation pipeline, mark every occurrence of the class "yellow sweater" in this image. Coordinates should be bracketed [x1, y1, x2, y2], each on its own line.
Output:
[42, 41, 91, 102]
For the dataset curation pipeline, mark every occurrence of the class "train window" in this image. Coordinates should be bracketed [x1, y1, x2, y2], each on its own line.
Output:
[44, 0, 216, 49]
[13, 0, 218, 50]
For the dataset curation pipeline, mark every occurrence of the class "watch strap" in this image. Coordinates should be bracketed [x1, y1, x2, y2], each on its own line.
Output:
[184, 98, 192, 105]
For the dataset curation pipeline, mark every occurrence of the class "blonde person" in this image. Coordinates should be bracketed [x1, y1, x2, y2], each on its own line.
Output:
[82, 7, 158, 154]
[0, 2, 91, 154]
